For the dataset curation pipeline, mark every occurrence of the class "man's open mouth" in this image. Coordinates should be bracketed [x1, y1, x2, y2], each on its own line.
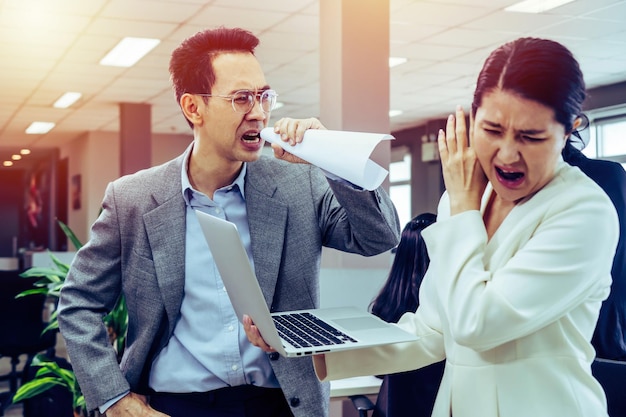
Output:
[242, 133, 260, 142]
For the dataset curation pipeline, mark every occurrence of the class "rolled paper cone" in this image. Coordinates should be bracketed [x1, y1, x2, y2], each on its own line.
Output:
[261, 127, 394, 190]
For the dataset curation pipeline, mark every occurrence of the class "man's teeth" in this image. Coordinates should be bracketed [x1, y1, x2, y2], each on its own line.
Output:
[242, 134, 259, 141]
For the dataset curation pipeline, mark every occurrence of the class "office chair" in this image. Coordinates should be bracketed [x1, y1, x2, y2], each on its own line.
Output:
[592, 357, 626, 417]
[348, 361, 445, 417]
[0, 271, 57, 415]
[349, 394, 376, 417]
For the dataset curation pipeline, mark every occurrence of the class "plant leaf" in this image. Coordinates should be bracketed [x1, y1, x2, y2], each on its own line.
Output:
[12, 377, 66, 402]
[58, 219, 83, 250]
[20, 267, 65, 279]
[42, 320, 59, 334]
[49, 253, 70, 274]
[15, 288, 49, 297]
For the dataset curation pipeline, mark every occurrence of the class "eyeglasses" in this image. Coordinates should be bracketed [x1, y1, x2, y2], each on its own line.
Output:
[193, 89, 278, 114]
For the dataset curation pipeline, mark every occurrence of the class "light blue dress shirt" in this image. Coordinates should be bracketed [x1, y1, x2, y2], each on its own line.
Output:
[148, 147, 279, 392]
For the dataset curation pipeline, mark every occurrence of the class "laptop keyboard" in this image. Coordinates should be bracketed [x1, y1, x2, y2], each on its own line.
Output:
[273, 312, 358, 349]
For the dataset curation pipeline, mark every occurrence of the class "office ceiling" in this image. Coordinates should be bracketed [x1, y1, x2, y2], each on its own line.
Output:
[1, 0, 626, 165]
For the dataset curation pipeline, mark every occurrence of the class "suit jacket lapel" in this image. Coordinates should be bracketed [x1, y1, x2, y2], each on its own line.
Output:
[143, 157, 187, 335]
[246, 161, 288, 310]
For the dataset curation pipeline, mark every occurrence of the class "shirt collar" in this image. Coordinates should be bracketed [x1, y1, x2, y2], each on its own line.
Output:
[181, 142, 247, 205]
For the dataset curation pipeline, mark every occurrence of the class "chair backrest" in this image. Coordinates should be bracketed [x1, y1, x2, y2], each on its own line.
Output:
[592, 358, 626, 417]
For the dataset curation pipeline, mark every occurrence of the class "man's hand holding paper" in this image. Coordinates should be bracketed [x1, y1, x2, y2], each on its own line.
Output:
[269, 117, 325, 164]
[261, 118, 395, 190]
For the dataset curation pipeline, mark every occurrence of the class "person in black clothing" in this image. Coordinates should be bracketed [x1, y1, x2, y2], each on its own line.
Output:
[368, 212, 444, 417]
[563, 135, 626, 360]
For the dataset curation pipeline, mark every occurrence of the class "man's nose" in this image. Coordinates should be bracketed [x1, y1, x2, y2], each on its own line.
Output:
[247, 97, 267, 120]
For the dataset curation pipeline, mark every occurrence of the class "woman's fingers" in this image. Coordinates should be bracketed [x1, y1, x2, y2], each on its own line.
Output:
[437, 127, 448, 161]
[469, 107, 475, 146]
[445, 113, 457, 154]
[440, 106, 469, 158]
[438, 105, 486, 214]
[455, 105, 468, 150]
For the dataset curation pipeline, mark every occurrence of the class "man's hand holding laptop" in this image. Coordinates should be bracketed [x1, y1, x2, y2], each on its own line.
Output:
[243, 314, 277, 353]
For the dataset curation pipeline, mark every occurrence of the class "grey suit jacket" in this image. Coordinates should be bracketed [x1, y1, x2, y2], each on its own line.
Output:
[57, 152, 400, 416]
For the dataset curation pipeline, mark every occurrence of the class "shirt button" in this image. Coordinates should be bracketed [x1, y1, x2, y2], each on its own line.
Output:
[268, 352, 279, 361]
[231, 364, 238, 371]
[289, 397, 300, 407]
[215, 208, 221, 214]
[228, 325, 234, 331]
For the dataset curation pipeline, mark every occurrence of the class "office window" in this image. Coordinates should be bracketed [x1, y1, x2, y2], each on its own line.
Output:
[585, 107, 626, 169]
[389, 147, 411, 227]
[598, 118, 626, 171]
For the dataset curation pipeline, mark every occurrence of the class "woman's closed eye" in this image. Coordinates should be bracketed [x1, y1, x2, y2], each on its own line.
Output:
[483, 127, 502, 136]
[520, 134, 546, 142]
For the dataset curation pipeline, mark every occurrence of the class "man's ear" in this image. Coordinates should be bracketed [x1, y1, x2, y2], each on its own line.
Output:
[180, 93, 203, 126]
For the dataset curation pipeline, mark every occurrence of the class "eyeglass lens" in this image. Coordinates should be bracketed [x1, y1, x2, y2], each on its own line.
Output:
[232, 90, 277, 113]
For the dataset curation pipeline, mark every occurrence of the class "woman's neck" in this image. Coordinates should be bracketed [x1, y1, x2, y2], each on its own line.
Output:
[483, 192, 516, 240]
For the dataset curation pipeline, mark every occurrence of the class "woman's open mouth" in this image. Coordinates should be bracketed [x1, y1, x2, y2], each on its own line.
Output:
[495, 166, 525, 187]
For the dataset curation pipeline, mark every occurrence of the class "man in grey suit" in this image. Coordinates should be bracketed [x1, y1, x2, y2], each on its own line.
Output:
[57, 27, 400, 417]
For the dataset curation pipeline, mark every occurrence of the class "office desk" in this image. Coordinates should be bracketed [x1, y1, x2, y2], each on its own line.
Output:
[330, 376, 382, 417]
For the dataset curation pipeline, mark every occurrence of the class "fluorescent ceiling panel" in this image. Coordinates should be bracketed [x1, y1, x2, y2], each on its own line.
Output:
[25, 121, 55, 134]
[389, 57, 408, 68]
[53, 92, 82, 108]
[505, 0, 575, 13]
[99, 37, 161, 67]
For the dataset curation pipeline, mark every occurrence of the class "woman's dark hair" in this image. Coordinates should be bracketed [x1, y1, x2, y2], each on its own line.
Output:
[169, 27, 260, 128]
[370, 212, 437, 323]
[472, 37, 586, 135]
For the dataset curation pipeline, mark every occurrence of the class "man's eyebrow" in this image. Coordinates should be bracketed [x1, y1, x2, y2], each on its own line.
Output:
[223, 85, 271, 95]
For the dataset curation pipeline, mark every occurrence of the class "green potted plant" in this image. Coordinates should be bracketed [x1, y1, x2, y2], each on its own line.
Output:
[11, 220, 128, 417]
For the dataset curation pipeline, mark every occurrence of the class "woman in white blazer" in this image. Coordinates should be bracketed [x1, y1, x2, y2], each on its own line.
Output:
[246, 37, 620, 417]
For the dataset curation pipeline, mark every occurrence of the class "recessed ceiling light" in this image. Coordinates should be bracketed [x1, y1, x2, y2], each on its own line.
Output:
[3, 161, 13, 167]
[100, 37, 161, 67]
[505, 0, 575, 13]
[389, 57, 408, 68]
[53, 92, 82, 108]
[25, 121, 55, 134]
[20, 149, 31, 155]
[11, 154, 21, 160]
[389, 109, 403, 118]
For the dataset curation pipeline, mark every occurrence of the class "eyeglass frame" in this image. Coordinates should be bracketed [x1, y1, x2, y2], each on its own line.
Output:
[191, 89, 278, 114]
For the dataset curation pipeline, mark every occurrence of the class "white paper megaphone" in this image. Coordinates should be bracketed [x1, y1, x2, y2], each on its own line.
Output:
[260, 127, 394, 190]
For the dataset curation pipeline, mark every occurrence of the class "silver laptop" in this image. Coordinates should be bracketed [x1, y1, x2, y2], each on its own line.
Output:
[195, 210, 418, 358]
